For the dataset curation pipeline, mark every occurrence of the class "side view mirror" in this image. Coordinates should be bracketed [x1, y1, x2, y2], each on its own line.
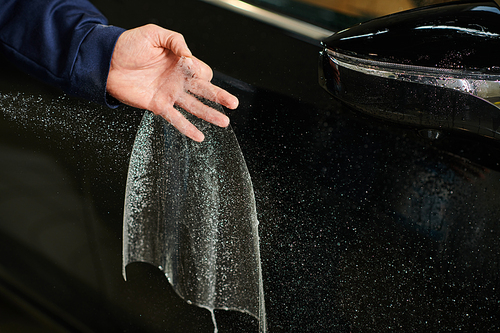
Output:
[319, 1, 500, 141]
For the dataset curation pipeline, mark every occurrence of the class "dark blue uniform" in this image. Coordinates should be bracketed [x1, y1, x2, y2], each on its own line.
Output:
[0, 0, 125, 106]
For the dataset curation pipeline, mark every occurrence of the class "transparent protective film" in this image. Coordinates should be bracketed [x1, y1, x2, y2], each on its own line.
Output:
[123, 106, 266, 332]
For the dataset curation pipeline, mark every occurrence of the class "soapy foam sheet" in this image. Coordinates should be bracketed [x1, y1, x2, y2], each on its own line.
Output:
[122, 104, 266, 332]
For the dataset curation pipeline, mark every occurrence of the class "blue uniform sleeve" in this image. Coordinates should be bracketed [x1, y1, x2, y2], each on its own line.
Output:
[0, 0, 126, 107]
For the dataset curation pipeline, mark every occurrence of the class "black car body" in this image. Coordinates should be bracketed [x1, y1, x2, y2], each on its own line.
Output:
[1, 0, 500, 332]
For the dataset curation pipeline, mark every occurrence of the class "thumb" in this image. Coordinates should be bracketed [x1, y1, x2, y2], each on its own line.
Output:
[157, 27, 192, 57]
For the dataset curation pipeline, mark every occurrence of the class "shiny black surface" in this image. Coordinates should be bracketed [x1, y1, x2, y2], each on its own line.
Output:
[323, 1, 500, 72]
[1, 0, 500, 332]
[224, 77, 500, 332]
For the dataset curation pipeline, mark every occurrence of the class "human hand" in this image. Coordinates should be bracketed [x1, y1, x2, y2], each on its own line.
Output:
[106, 24, 239, 142]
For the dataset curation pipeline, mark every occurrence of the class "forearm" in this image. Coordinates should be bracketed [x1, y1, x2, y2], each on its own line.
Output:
[0, 0, 125, 106]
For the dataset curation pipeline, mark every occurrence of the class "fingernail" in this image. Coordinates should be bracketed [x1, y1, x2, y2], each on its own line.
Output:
[220, 115, 230, 128]
[194, 132, 205, 142]
[192, 134, 205, 142]
[230, 97, 239, 109]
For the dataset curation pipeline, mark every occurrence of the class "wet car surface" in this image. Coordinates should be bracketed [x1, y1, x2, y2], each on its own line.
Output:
[1, 0, 500, 332]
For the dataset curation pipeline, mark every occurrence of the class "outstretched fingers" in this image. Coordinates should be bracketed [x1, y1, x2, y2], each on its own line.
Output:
[187, 79, 239, 110]
[158, 105, 205, 142]
[176, 93, 230, 128]
[174, 56, 238, 110]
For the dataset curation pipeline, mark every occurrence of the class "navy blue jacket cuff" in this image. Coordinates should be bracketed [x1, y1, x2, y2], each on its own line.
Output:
[70, 24, 125, 108]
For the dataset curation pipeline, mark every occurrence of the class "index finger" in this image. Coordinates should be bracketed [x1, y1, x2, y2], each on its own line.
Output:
[187, 79, 239, 110]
